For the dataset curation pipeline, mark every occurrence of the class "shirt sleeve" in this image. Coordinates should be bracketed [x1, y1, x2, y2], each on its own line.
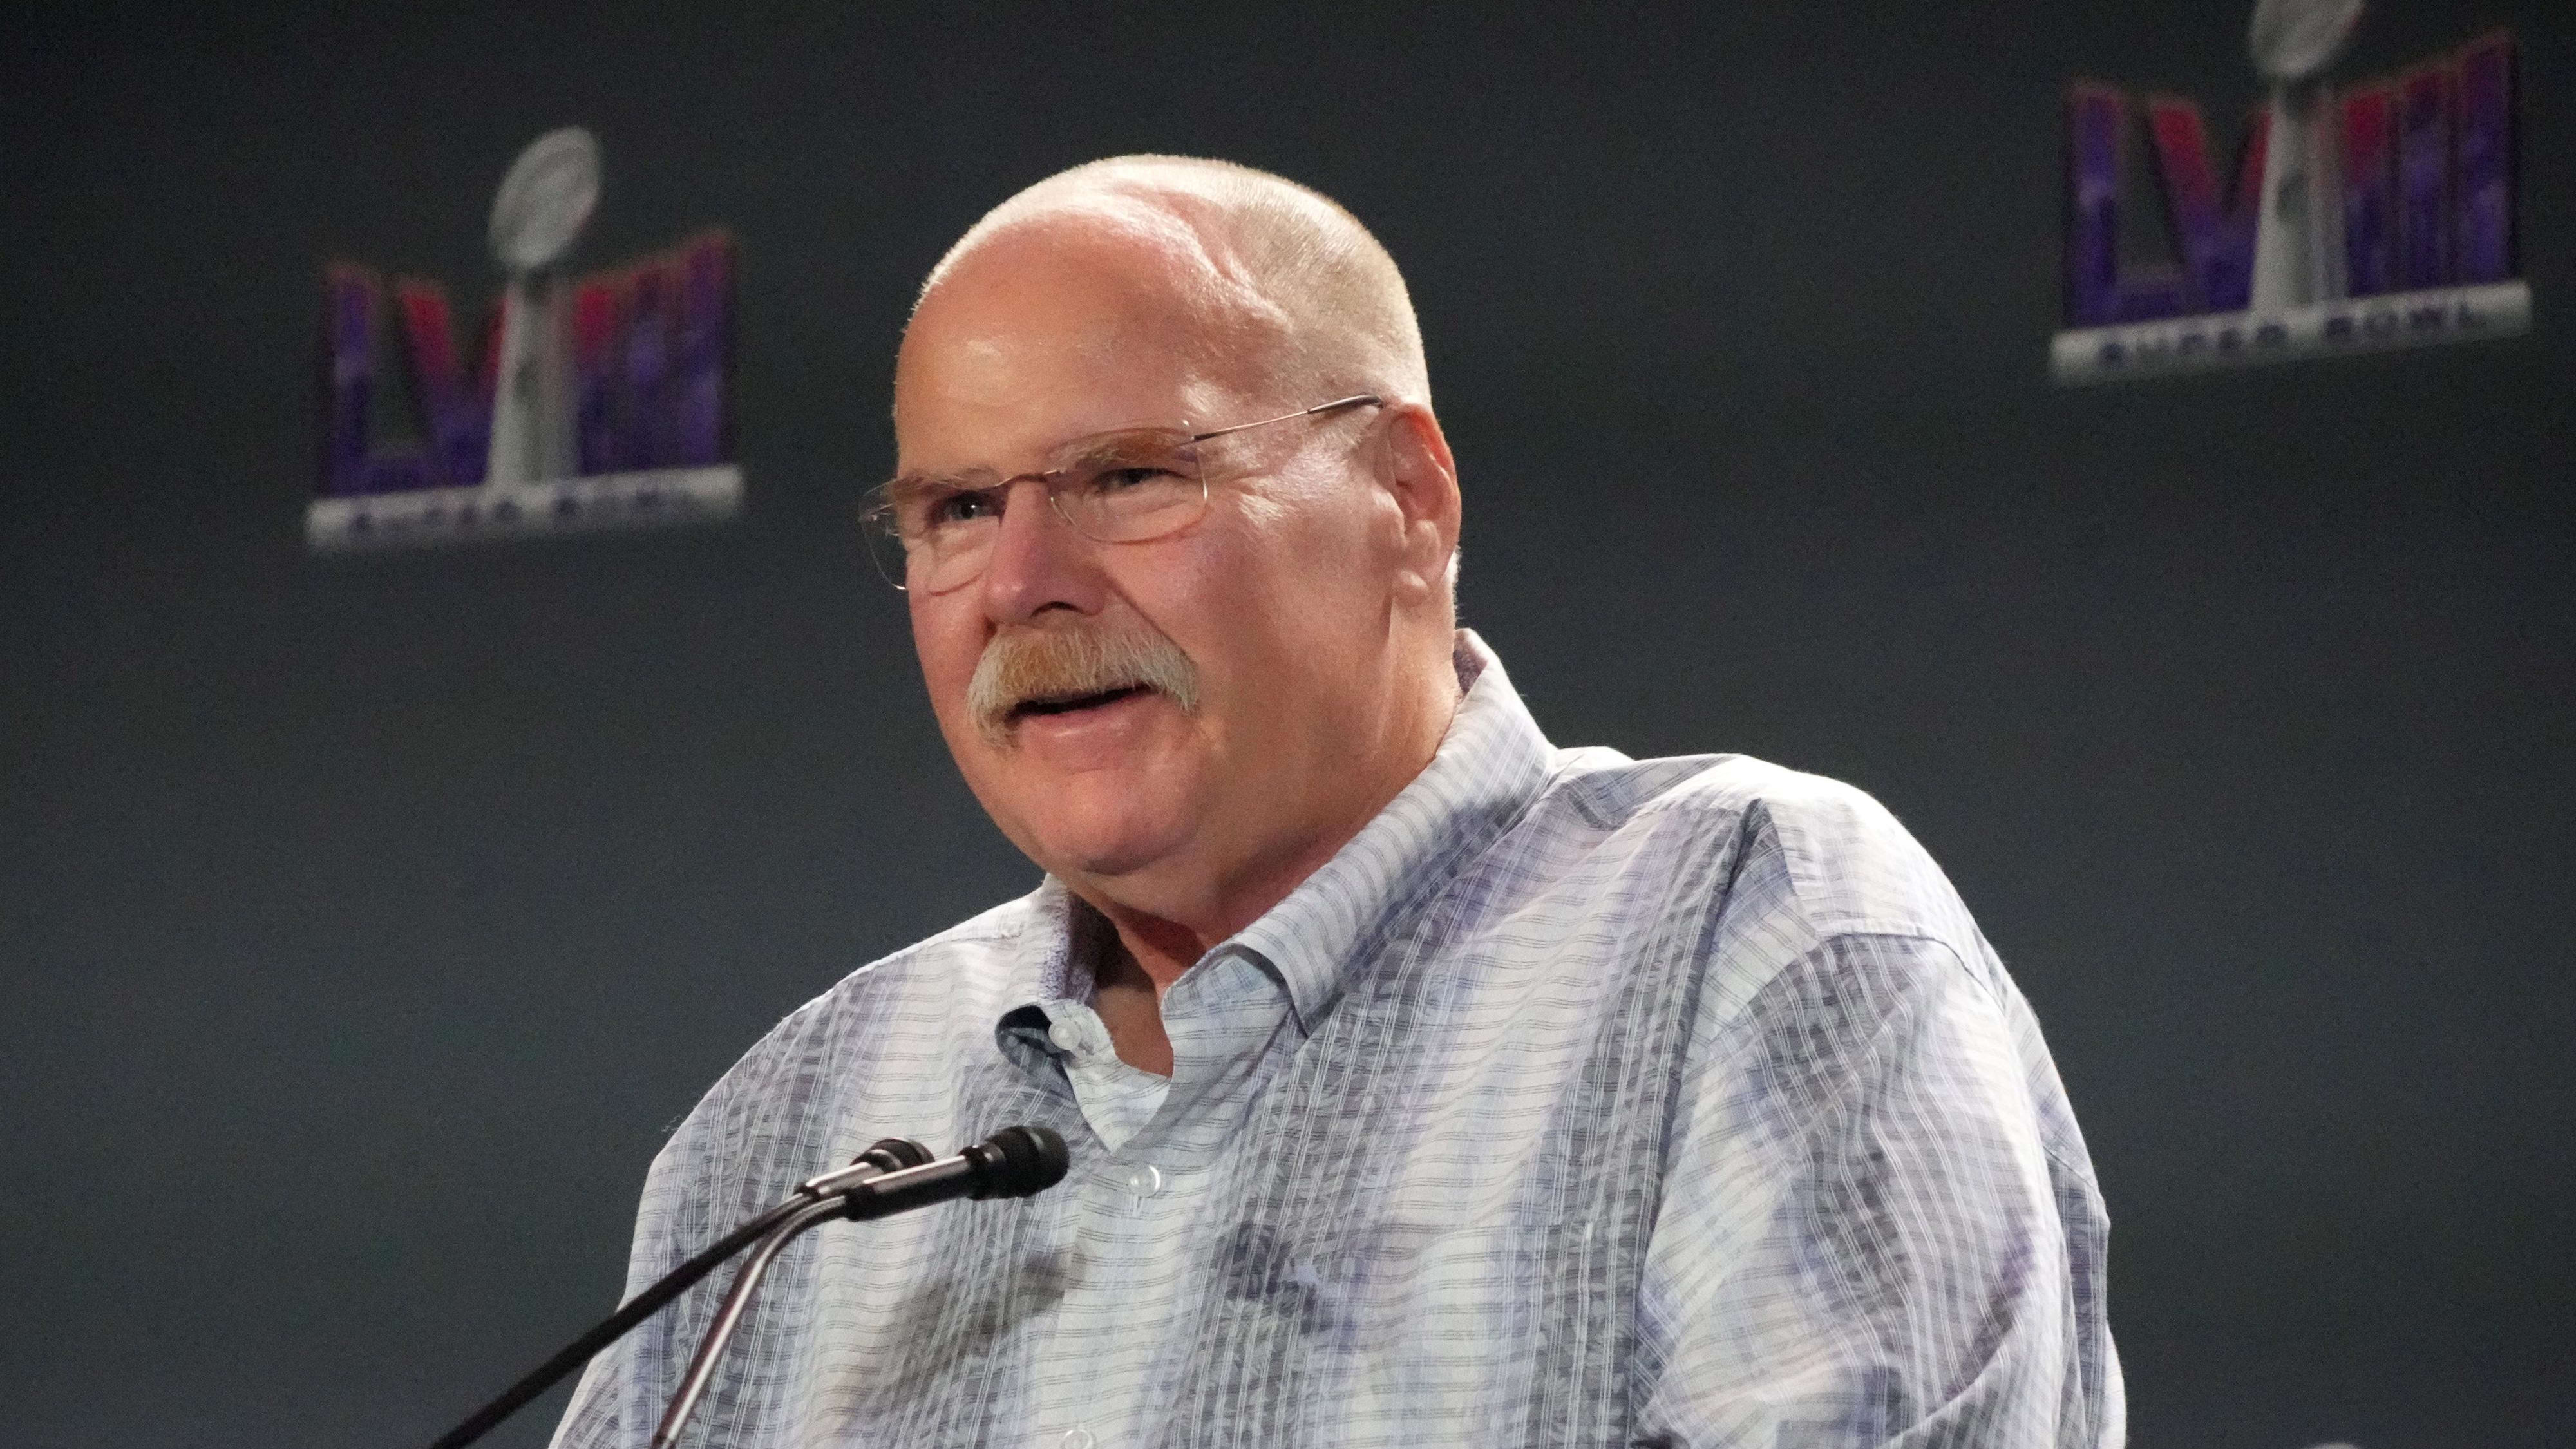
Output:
[547, 1092, 744, 1449]
[1633, 931, 2120, 1449]
[546, 1336, 627, 1449]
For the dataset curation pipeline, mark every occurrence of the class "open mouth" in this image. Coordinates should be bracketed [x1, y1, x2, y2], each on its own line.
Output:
[1009, 683, 1152, 723]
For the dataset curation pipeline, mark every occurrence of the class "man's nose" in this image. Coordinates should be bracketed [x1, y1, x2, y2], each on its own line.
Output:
[978, 480, 1106, 623]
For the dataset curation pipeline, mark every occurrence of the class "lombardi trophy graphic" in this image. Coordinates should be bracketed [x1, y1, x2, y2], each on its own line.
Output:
[484, 128, 600, 488]
[2051, 2, 2526, 383]
[308, 122, 744, 549]
[2246, 0, 2364, 312]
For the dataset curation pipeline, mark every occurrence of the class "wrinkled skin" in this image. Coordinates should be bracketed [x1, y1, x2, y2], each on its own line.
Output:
[893, 211, 1460, 1070]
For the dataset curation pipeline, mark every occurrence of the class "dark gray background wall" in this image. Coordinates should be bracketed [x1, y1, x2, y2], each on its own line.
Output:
[3, 3, 2568, 1446]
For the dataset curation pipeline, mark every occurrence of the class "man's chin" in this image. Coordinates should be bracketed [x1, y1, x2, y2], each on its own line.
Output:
[954, 690, 1209, 878]
[1027, 808, 1200, 885]
[990, 753, 1206, 885]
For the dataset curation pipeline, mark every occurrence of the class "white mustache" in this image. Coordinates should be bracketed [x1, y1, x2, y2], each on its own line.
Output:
[965, 618, 1200, 746]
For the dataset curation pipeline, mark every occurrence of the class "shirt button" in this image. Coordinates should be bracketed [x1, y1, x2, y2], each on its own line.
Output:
[1046, 1020, 1083, 1054]
[1056, 1430, 1095, 1449]
[1117, 1163, 1165, 1198]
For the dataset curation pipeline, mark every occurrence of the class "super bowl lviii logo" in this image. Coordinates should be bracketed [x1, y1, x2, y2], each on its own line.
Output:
[312, 128, 742, 551]
[2054, 1, 2527, 384]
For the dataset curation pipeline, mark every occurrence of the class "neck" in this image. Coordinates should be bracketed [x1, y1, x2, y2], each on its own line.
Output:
[1081, 643, 1462, 996]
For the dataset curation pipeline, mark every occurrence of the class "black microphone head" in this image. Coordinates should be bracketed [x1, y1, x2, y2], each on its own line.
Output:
[855, 1137, 935, 1173]
[968, 1125, 1070, 1199]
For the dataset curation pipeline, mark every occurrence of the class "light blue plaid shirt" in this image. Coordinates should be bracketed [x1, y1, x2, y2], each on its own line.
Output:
[554, 632, 2121, 1448]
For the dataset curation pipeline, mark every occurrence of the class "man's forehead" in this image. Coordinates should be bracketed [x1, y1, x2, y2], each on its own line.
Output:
[895, 293, 1214, 464]
[907, 206, 1268, 361]
[926, 183, 1242, 306]
[895, 209, 1276, 463]
[913, 308, 1153, 396]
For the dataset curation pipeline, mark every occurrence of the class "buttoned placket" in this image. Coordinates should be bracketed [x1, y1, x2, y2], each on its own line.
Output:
[1039, 1005, 1170, 1154]
[1005, 942, 1311, 1448]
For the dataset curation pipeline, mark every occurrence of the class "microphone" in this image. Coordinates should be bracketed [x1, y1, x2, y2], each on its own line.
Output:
[649, 1126, 1069, 1449]
[835, 1124, 1070, 1220]
[799, 1135, 938, 1197]
[424, 1137, 934, 1449]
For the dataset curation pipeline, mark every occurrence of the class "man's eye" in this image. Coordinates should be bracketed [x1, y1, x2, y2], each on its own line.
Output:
[923, 490, 1000, 527]
[1088, 466, 1171, 495]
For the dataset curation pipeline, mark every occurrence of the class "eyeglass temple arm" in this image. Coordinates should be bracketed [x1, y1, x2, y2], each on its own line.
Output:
[1187, 393, 1382, 444]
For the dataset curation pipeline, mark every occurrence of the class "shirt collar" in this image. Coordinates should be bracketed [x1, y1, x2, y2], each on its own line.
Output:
[990, 883, 1097, 1065]
[992, 628, 1554, 1052]
[1229, 629, 1553, 1031]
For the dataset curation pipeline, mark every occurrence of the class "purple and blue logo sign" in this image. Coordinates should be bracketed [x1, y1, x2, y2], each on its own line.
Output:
[312, 128, 741, 550]
[2054, 5, 2526, 383]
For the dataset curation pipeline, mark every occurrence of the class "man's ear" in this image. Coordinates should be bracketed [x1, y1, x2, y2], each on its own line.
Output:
[1375, 401, 1461, 605]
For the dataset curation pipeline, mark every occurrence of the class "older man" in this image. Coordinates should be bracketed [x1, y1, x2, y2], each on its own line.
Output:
[554, 156, 2121, 1448]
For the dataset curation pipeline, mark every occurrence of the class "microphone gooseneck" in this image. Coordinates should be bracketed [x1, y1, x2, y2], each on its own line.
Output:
[422, 1135, 947, 1449]
[648, 1126, 1071, 1449]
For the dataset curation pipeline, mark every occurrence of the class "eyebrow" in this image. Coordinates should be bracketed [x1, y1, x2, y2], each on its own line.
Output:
[880, 468, 1003, 502]
[881, 429, 1193, 498]
[1061, 428, 1191, 470]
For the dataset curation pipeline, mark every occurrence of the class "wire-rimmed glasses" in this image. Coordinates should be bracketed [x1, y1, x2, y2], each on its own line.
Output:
[862, 394, 1383, 593]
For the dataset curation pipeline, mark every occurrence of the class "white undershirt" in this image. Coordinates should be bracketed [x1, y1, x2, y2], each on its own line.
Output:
[1039, 1000, 1170, 1151]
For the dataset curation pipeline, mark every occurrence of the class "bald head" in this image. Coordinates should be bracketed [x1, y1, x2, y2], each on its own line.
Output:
[909, 155, 1428, 410]
[889, 156, 1465, 955]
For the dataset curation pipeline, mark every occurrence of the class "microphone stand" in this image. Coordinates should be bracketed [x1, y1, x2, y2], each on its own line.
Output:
[647, 1195, 849, 1448]
[422, 1139, 932, 1449]
[647, 1126, 1072, 1449]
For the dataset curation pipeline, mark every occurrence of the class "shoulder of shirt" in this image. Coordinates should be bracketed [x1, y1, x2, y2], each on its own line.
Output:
[650, 890, 1045, 1157]
[1531, 744, 1986, 964]
[1529, 749, 2094, 1188]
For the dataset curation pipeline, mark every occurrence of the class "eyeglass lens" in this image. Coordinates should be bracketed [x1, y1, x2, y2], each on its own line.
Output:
[873, 429, 1210, 593]
[864, 395, 1379, 593]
